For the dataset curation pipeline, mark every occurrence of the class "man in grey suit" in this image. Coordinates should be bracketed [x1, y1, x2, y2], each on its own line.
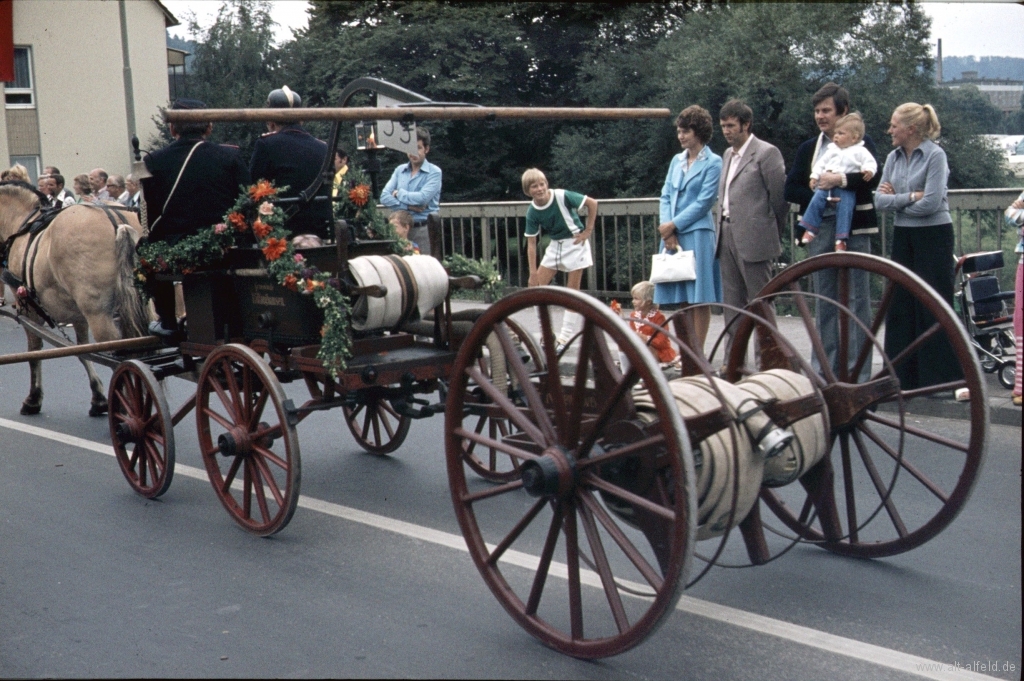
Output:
[715, 99, 788, 348]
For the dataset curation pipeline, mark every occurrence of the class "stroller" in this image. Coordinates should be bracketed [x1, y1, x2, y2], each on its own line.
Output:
[954, 250, 1017, 389]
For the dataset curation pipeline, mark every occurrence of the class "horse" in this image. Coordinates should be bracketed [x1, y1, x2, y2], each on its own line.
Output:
[0, 181, 151, 416]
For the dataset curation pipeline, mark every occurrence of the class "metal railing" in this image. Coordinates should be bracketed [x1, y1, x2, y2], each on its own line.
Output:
[434, 187, 1022, 298]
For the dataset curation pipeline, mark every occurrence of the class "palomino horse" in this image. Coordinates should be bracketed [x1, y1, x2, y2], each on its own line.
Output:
[0, 181, 150, 415]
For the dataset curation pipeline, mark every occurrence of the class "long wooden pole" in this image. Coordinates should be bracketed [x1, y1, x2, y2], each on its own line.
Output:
[165, 107, 672, 124]
[0, 336, 161, 366]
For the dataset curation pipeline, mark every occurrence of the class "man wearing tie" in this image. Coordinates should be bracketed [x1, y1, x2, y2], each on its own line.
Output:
[715, 99, 788, 347]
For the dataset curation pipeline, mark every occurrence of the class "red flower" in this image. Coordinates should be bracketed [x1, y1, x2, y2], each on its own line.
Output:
[250, 180, 276, 201]
[348, 184, 371, 207]
[610, 300, 622, 314]
[228, 212, 248, 231]
[262, 237, 288, 261]
[252, 219, 272, 240]
[283, 274, 298, 291]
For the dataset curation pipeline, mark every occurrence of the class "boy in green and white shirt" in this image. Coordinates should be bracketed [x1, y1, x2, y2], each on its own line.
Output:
[522, 168, 598, 348]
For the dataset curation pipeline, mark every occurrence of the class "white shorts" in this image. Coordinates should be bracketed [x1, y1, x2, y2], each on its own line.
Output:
[540, 237, 593, 272]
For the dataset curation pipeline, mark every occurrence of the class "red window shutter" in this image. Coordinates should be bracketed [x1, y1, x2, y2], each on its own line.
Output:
[0, 0, 13, 83]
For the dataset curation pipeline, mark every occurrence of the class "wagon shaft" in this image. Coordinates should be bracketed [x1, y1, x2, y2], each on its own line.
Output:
[165, 106, 672, 124]
[0, 336, 160, 366]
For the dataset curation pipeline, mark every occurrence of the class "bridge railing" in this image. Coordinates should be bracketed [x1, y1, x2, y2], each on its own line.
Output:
[433, 187, 1022, 299]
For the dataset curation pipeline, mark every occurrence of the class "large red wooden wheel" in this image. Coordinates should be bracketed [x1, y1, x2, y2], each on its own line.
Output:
[108, 360, 175, 498]
[445, 287, 697, 658]
[727, 252, 986, 558]
[196, 344, 301, 536]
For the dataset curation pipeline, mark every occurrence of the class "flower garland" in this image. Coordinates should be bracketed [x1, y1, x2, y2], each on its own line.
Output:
[135, 180, 353, 378]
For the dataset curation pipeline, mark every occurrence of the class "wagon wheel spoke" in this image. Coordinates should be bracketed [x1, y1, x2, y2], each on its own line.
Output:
[837, 267, 850, 382]
[878, 321, 944, 379]
[201, 405, 236, 431]
[248, 388, 269, 431]
[850, 279, 894, 381]
[526, 502, 565, 616]
[538, 305, 570, 434]
[838, 433, 859, 543]
[466, 365, 545, 445]
[850, 428, 907, 537]
[788, 282, 836, 385]
[890, 380, 968, 403]
[453, 427, 539, 463]
[242, 461, 253, 520]
[583, 473, 676, 523]
[579, 491, 664, 590]
[564, 503, 585, 640]
[220, 454, 244, 495]
[567, 319, 597, 442]
[578, 499, 629, 634]
[864, 412, 969, 453]
[249, 459, 274, 523]
[487, 497, 548, 566]
[575, 434, 666, 472]
[377, 406, 396, 440]
[461, 479, 525, 504]
[495, 322, 557, 445]
[858, 423, 949, 503]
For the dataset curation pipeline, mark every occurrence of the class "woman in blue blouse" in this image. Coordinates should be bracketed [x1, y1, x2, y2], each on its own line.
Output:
[654, 105, 723, 349]
[875, 102, 961, 390]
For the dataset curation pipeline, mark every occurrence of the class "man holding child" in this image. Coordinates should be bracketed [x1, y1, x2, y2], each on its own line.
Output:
[784, 83, 879, 382]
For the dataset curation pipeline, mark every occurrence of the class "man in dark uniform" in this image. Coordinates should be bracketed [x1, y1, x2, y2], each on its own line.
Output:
[249, 86, 333, 240]
[141, 98, 250, 337]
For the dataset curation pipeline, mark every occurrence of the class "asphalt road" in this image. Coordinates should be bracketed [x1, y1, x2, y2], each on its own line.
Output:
[0, 315, 1020, 680]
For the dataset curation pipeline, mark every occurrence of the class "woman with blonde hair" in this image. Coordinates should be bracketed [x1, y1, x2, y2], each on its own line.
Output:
[874, 102, 960, 391]
[1, 163, 30, 183]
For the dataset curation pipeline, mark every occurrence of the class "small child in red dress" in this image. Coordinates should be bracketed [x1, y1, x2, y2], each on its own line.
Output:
[613, 281, 678, 371]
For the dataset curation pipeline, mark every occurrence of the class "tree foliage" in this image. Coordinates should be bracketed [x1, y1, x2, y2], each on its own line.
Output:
[177, 1, 1011, 197]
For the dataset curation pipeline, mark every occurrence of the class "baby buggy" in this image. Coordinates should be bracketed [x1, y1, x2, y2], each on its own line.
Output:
[954, 250, 1017, 389]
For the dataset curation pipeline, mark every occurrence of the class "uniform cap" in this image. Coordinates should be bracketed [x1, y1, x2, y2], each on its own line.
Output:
[266, 85, 301, 109]
[171, 98, 207, 110]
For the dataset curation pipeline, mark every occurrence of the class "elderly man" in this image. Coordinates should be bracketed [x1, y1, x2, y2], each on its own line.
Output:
[125, 174, 141, 209]
[89, 168, 110, 202]
[380, 127, 442, 255]
[716, 99, 788, 351]
[106, 174, 129, 205]
[784, 82, 879, 382]
[142, 98, 250, 338]
[249, 85, 332, 241]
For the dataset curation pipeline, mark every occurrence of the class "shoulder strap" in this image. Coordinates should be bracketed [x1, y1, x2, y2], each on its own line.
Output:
[148, 141, 204, 233]
[552, 189, 581, 235]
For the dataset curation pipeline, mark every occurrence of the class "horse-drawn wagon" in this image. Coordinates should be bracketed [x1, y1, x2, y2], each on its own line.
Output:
[0, 97, 987, 660]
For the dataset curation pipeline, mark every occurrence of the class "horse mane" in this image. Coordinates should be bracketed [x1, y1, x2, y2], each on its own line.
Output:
[0, 180, 47, 207]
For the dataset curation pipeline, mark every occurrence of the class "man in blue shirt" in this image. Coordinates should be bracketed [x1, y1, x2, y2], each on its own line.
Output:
[380, 127, 442, 255]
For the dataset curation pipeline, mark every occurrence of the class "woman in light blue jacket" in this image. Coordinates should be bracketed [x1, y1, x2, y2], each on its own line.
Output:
[654, 105, 723, 349]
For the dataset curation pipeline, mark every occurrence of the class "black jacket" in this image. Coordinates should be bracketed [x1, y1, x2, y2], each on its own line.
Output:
[784, 132, 880, 239]
[249, 125, 333, 238]
[142, 135, 250, 245]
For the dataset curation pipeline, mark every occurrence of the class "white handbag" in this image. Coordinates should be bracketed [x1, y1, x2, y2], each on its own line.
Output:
[649, 249, 696, 284]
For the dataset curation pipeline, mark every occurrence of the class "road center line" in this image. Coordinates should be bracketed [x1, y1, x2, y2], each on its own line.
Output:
[0, 417, 1000, 681]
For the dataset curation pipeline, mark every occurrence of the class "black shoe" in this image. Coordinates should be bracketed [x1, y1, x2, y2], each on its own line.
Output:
[148, 321, 184, 345]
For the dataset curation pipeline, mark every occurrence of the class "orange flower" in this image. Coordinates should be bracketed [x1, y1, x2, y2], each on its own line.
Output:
[305, 279, 315, 292]
[228, 212, 248, 231]
[348, 184, 371, 207]
[283, 274, 298, 291]
[250, 180, 277, 201]
[610, 300, 622, 314]
[262, 237, 287, 261]
[252, 219, 272, 239]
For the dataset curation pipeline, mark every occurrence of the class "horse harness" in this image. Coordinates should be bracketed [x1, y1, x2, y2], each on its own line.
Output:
[1, 201, 138, 327]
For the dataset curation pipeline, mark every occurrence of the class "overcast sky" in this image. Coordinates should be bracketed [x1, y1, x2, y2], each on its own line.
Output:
[162, 1, 1024, 59]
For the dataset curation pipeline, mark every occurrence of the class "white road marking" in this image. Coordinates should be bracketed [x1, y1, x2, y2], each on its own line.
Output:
[0, 416, 1001, 681]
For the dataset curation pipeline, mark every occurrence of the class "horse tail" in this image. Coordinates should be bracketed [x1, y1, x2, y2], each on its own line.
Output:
[112, 225, 151, 338]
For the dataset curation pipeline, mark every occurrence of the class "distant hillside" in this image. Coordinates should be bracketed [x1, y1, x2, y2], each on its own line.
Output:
[166, 33, 197, 73]
[942, 56, 1024, 81]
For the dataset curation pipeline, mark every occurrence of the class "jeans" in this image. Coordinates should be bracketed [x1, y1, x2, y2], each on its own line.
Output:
[808, 214, 873, 382]
[801, 187, 856, 240]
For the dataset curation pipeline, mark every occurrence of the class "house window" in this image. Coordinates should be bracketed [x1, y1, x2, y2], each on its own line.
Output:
[4, 47, 35, 108]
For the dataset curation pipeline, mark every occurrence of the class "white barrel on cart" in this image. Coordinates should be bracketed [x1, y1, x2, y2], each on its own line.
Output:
[348, 255, 449, 331]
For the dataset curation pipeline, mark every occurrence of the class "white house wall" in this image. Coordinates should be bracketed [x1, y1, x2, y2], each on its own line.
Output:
[7, 0, 170, 179]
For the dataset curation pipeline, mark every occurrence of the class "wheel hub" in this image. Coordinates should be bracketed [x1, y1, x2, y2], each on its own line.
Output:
[114, 420, 141, 444]
[218, 426, 253, 458]
[520, 446, 575, 498]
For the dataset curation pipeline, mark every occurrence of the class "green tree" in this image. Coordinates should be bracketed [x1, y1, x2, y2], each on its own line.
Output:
[170, 0, 280, 160]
